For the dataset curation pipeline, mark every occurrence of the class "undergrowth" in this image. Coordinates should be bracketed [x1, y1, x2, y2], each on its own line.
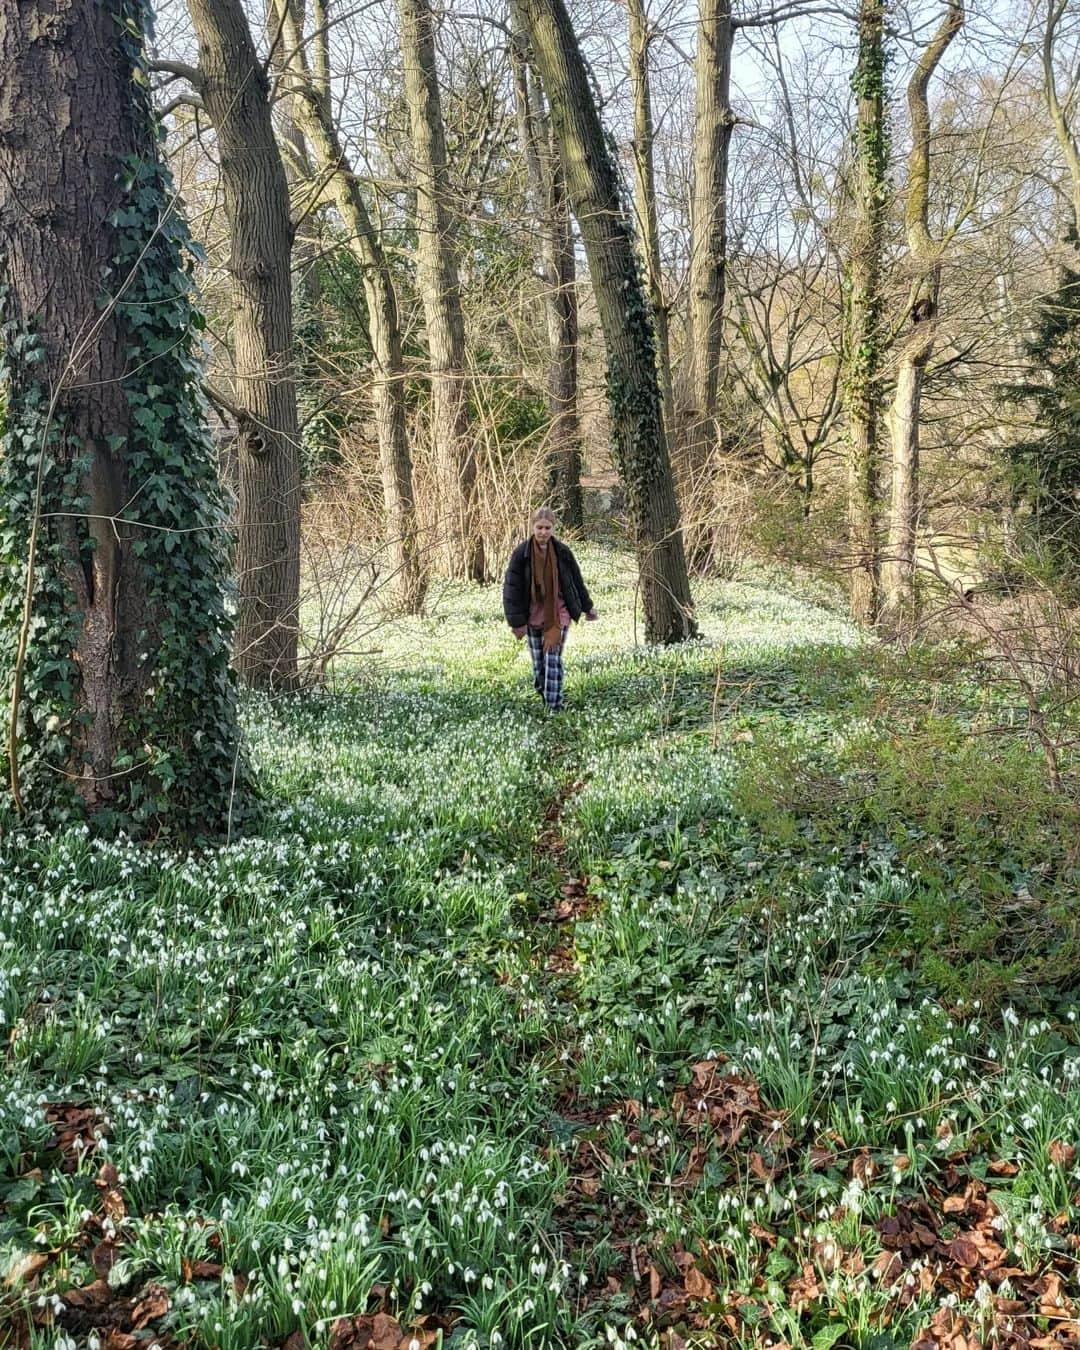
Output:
[1, 546, 1076, 1348]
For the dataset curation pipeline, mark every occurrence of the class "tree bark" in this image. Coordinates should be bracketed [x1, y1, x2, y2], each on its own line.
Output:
[1043, 0, 1080, 236]
[627, 0, 676, 449]
[396, 0, 484, 580]
[274, 1, 426, 613]
[689, 0, 734, 453]
[883, 0, 963, 629]
[509, 15, 582, 527]
[0, 0, 240, 830]
[184, 0, 301, 688]
[544, 137, 583, 528]
[844, 0, 889, 624]
[518, 0, 697, 643]
[267, 0, 322, 319]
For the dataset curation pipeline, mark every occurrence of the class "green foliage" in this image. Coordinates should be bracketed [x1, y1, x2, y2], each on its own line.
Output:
[603, 217, 667, 518]
[0, 0, 241, 837]
[1005, 234, 1080, 586]
[0, 551, 1076, 1348]
[0, 322, 87, 825]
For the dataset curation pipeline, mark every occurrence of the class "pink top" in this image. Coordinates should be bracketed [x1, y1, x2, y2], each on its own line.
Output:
[529, 544, 571, 628]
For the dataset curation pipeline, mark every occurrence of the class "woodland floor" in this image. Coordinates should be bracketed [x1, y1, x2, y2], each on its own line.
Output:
[1, 547, 1078, 1350]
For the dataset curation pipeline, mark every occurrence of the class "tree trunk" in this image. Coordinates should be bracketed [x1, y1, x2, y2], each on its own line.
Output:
[509, 17, 582, 527]
[267, 0, 323, 325]
[185, 0, 301, 689]
[275, 1, 426, 613]
[518, 0, 697, 643]
[0, 0, 240, 833]
[397, 0, 484, 580]
[883, 0, 963, 629]
[545, 145, 583, 528]
[627, 0, 676, 448]
[844, 0, 889, 624]
[1043, 0, 1080, 237]
[689, 0, 734, 452]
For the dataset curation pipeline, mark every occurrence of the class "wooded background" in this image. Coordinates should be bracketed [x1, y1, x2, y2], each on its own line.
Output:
[157, 0, 1080, 623]
[1, 0, 1078, 831]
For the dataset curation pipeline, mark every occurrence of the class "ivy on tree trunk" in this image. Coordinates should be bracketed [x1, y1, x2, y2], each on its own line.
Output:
[518, 0, 697, 644]
[0, 0, 243, 836]
[843, 0, 889, 625]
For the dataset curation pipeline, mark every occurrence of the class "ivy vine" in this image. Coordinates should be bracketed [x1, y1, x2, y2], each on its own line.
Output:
[598, 126, 668, 523]
[0, 0, 245, 838]
[843, 0, 891, 418]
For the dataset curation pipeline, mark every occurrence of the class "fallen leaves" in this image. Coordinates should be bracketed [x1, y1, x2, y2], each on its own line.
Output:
[2, 1252, 50, 1290]
[328, 1312, 441, 1349]
[54, 1277, 174, 1348]
[0, 1128, 238, 1350]
[913, 1300, 1080, 1350]
[672, 1062, 762, 1149]
[683, 1265, 713, 1300]
[881, 1178, 1080, 1348]
[42, 1102, 104, 1172]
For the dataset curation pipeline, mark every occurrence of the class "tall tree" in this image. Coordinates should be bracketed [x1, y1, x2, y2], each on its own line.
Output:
[997, 0, 1080, 584]
[266, 0, 323, 351]
[517, 0, 697, 643]
[178, 0, 302, 688]
[883, 0, 964, 627]
[627, 0, 676, 447]
[688, 0, 735, 459]
[0, 0, 241, 833]
[274, 0, 427, 613]
[397, 0, 485, 580]
[1005, 232, 1080, 580]
[509, 13, 583, 527]
[843, 0, 889, 623]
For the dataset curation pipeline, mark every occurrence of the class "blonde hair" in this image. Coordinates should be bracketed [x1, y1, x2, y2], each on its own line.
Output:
[532, 505, 555, 524]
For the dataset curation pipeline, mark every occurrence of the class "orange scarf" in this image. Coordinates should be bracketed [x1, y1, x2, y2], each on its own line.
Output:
[531, 538, 562, 652]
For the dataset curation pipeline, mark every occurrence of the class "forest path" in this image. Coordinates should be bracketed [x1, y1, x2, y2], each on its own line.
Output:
[480, 556, 1080, 1349]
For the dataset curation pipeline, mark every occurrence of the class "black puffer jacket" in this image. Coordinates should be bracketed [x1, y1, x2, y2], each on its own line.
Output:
[503, 537, 594, 629]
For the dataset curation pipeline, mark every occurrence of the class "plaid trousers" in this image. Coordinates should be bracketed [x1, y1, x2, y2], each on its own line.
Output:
[527, 625, 569, 710]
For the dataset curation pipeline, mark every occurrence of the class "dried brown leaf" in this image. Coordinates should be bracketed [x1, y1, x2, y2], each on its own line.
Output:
[684, 1266, 712, 1299]
[130, 1282, 170, 1330]
[63, 1279, 112, 1311]
[103, 1333, 138, 1350]
[949, 1237, 980, 1269]
[3, 1250, 50, 1289]
[871, 1250, 902, 1283]
[788, 1261, 821, 1306]
[369, 1312, 402, 1350]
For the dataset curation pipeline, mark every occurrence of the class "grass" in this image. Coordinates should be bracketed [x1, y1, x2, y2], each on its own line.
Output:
[1, 545, 1077, 1349]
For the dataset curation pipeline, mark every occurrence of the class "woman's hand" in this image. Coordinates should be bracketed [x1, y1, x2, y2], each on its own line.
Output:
[586, 609, 599, 621]
[512, 625, 527, 639]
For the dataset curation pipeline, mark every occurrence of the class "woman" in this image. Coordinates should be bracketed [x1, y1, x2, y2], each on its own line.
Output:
[502, 507, 598, 712]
